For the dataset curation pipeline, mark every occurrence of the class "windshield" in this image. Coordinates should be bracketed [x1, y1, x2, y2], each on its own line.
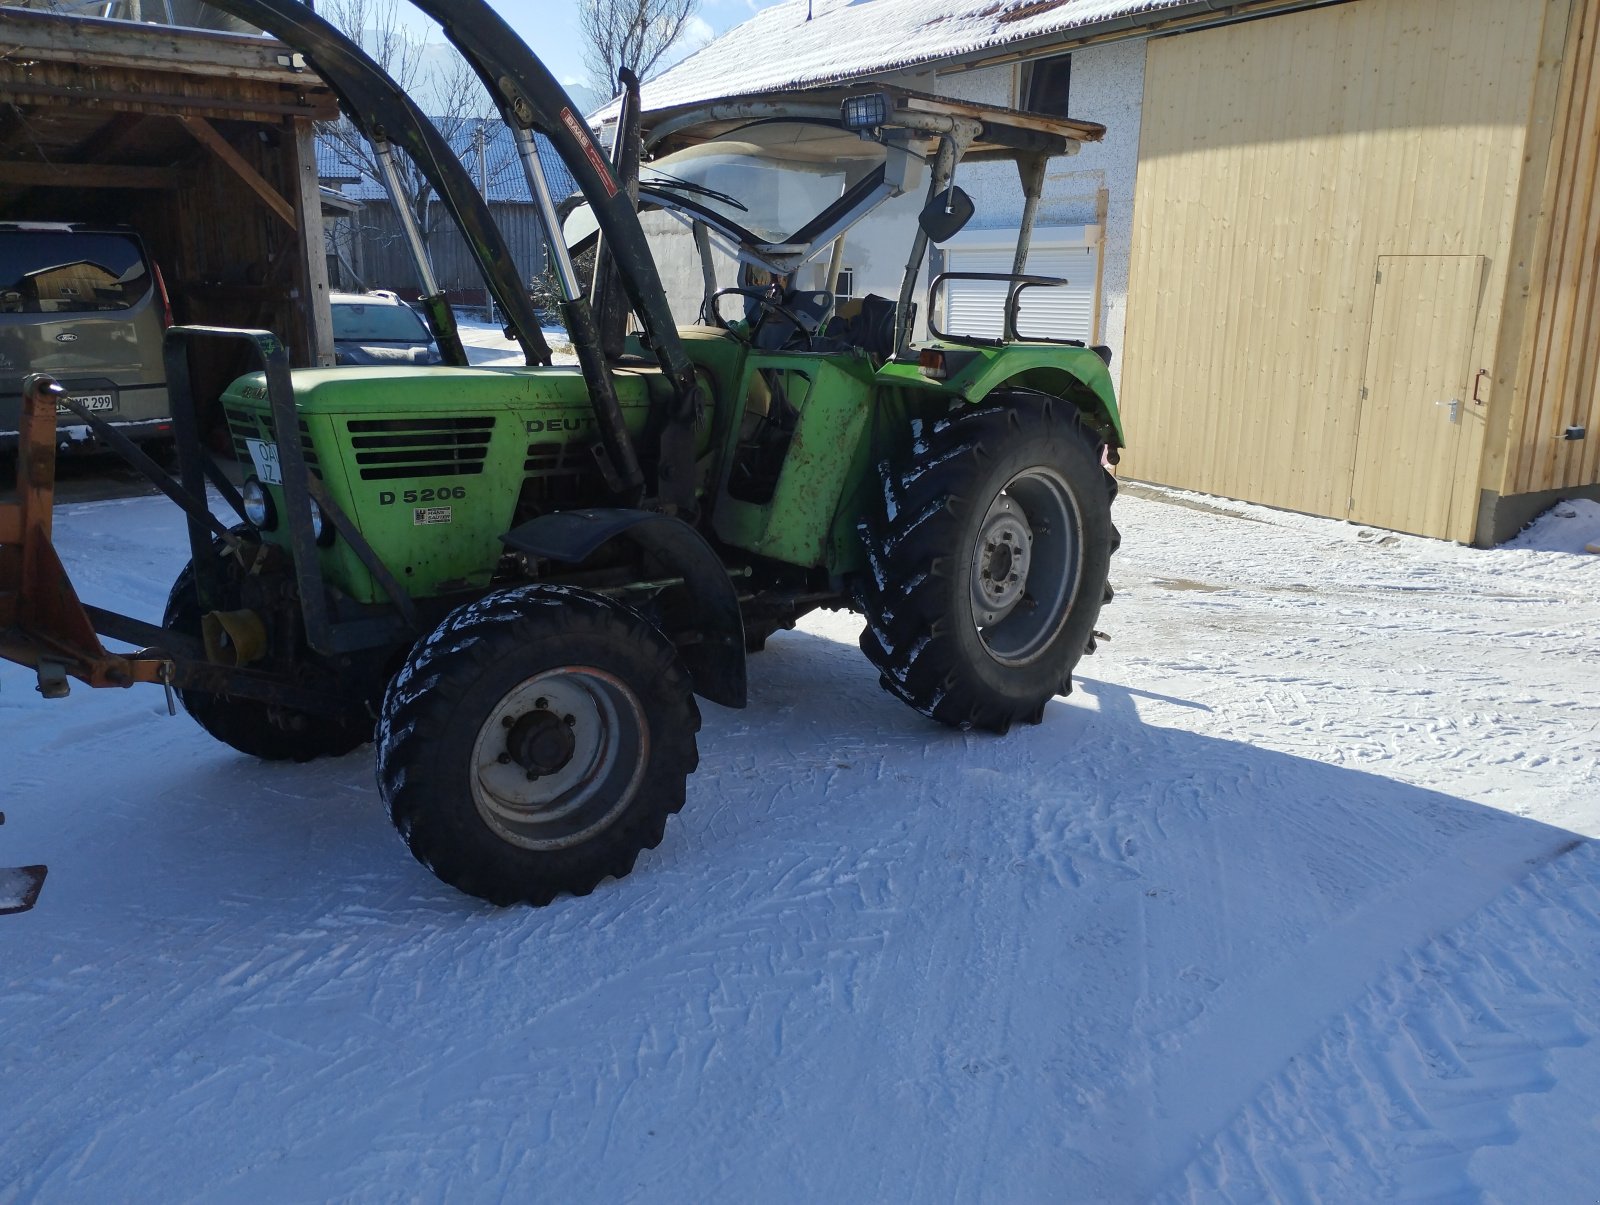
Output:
[332, 301, 430, 343]
[0, 231, 150, 314]
[640, 122, 889, 243]
[565, 121, 901, 254]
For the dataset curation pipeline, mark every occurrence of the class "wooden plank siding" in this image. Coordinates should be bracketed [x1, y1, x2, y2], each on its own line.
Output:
[1502, 0, 1600, 497]
[1119, 0, 1552, 541]
[345, 202, 551, 299]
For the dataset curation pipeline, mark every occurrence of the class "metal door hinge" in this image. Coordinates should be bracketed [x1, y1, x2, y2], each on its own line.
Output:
[1436, 398, 1461, 424]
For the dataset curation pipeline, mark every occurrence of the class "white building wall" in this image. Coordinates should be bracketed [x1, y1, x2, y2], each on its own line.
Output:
[885, 38, 1146, 391]
[630, 36, 1148, 385]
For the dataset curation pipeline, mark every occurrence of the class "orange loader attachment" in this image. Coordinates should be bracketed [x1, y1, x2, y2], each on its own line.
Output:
[0, 374, 173, 700]
[2, 374, 185, 917]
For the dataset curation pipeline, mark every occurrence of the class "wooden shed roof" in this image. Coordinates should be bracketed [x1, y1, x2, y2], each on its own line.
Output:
[0, 9, 337, 218]
[0, 8, 338, 124]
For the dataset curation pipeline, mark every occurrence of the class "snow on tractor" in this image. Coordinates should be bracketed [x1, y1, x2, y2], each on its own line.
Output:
[0, 0, 1121, 906]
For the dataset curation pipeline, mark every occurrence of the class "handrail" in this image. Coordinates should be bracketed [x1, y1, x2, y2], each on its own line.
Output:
[926, 271, 1077, 346]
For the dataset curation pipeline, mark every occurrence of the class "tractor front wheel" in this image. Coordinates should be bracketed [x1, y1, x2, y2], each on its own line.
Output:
[376, 585, 701, 906]
[856, 393, 1118, 733]
[162, 546, 372, 762]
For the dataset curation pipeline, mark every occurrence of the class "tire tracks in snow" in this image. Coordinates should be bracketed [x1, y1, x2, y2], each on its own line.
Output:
[1157, 838, 1600, 1202]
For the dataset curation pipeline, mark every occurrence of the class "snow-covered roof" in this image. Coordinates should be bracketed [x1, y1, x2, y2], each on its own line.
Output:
[610, 0, 1218, 117]
[317, 126, 578, 206]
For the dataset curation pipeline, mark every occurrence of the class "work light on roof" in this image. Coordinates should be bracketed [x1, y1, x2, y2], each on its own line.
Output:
[841, 92, 891, 131]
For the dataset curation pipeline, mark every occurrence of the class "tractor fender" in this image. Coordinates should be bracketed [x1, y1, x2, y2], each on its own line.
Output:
[501, 509, 747, 709]
[964, 355, 1124, 450]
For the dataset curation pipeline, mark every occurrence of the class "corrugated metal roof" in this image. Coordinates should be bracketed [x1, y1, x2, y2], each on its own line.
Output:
[316, 138, 362, 183]
[609, 0, 1212, 117]
[317, 126, 577, 206]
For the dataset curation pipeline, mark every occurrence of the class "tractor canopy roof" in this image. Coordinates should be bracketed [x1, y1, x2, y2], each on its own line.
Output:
[637, 84, 1105, 161]
[567, 86, 1103, 278]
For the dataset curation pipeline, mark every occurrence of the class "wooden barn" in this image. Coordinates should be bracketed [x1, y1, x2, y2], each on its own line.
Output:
[0, 6, 340, 404]
[1118, 0, 1600, 543]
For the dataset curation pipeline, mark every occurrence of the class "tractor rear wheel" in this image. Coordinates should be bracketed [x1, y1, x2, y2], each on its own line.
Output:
[855, 393, 1117, 733]
[162, 544, 372, 762]
[376, 585, 701, 906]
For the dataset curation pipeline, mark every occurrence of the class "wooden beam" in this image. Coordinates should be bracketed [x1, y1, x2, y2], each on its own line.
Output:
[0, 81, 334, 124]
[84, 112, 148, 161]
[0, 161, 184, 189]
[288, 119, 335, 367]
[0, 9, 337, 89]
[0, 107, 36, 155]
[175, 115, 296, 230]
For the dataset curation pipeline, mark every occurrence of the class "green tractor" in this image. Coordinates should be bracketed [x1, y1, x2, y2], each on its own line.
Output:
[6, 1, 1121, 906]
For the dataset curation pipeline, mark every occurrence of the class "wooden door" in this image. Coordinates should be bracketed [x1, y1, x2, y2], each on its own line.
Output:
[1348, 255, 1487, 537]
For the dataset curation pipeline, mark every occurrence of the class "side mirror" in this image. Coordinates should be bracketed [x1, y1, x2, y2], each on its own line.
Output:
[918, 186, 975, 243]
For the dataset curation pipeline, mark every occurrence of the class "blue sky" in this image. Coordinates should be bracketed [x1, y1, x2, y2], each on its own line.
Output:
[391, 0, 780, 97]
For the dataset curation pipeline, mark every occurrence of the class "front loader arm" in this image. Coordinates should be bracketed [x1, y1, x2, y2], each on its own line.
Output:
[405, 2, 697, 399]
[198, 0, 553, 367]
[405, 0, 706, 512]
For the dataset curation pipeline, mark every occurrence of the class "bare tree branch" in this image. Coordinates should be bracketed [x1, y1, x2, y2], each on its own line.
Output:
[579, 0, 703, 97]
[316, 0, 515, 255]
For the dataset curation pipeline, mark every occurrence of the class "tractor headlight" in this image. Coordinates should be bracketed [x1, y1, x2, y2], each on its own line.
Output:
[308, 496, 335, 547]
[841, 91, 891, 131]
[242, 477, 276, 530]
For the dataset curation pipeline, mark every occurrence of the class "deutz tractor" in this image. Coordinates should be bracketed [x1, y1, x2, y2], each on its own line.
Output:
[1, 0, 1121, 906]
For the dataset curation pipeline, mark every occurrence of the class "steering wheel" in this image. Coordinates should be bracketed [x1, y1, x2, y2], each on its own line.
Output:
[710, 287, 816, 351]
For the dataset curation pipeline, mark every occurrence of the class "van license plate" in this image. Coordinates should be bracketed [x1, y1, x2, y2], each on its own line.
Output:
[244, 438, 283, 485]
[56, 392, 115, 415]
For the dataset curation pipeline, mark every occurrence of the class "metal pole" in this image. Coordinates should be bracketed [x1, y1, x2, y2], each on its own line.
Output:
[895, 136, 958, 358]
[693, 221, 718, 322]
[825, 235, 847, 295]
[476, 119, 495, 325]
[1011, 153, 1049, 277]
[372, 137, 441, 297]
[513, 126, 582, 304]
[512, 124, 645, 499]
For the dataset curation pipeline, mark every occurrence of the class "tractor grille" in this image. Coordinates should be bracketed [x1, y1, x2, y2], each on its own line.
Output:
[520, 439, 605, 513]
[348, 416, 495, 481]
[224, 406, 319, 476]
[524, 440, 587, 475]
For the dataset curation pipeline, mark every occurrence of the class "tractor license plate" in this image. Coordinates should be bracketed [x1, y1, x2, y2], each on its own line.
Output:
[245, 438, 283, 485]
[56, 392, 115, 415]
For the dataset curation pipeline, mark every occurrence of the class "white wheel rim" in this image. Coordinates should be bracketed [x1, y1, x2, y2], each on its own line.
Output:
[468, 667, 648, 851]
[968, 466, 1084, 666]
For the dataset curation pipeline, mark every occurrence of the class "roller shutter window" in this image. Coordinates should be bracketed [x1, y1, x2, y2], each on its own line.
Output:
[942, 241, 1098, 342]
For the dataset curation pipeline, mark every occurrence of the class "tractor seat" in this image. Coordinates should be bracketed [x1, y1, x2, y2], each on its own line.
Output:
[819, 294, 902, 362]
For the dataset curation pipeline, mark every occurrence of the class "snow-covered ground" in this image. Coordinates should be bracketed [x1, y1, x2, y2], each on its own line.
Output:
[3, 484, 1599, 1202]
[457, 316, 572, 366]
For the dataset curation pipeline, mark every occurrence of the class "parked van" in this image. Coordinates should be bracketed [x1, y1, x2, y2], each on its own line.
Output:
[0, 222, 172, 453]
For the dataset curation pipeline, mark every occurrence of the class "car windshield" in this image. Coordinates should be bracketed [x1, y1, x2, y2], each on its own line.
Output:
[0, 231, 150, 314]
[332, 301, 429, 343]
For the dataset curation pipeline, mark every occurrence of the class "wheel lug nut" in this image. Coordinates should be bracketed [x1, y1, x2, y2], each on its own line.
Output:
[535, 697, 548, 710]
[501, 716, 515, 728]
[526, 770, 540, 781]
[497, 752, 510, 764]
[564, 715, 576, 726]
